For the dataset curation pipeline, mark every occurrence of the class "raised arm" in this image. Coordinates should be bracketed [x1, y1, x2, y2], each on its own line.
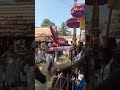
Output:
[54, 55, 86, 73]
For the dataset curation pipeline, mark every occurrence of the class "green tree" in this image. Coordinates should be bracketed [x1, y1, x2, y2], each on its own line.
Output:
[41, 19, 55, 27]
[58, 22, 71, 36]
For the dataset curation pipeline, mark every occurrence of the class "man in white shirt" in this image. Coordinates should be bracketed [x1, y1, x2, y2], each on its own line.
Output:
[45, 51, 54, 74]
[74, 47, 85, 62]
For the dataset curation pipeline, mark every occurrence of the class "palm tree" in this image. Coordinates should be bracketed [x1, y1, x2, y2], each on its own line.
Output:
[58, 22, 71, 36]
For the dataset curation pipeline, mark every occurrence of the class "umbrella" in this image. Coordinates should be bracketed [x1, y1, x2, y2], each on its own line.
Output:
[71, 3, 85, 18]
[66, 17, 80, 44]
[66, 18, 80, 28]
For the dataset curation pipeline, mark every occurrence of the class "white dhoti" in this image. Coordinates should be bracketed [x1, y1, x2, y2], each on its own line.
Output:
[5, 60, 16, 84]
[45, 54, 54, 68]
[35, 54, 38, 62]
[15, 58, 24, 76]
[24, 64, 35, 90]
[38, 51, 45, 62]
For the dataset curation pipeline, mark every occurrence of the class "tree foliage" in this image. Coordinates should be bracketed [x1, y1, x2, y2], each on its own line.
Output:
[58, 22, 71, 36]
[41, 19, 55, 27]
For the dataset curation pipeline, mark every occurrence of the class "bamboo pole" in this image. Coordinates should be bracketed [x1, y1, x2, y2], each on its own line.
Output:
[73, 25, 77, 44]
[80, 17, 85, 43]
[80, 17, 85, 30]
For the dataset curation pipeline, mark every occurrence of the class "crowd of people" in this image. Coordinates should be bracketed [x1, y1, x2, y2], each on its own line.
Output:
[1, 37, 119, 90]
[0, 40, 35, 90]
[35, 42, 55, 74]
[51, 37, 120, 90]
[35, 37, 120, 90]
[35, 42, 85, 75]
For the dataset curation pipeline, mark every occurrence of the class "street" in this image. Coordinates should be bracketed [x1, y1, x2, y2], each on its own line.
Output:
[35, 55, 71, 90]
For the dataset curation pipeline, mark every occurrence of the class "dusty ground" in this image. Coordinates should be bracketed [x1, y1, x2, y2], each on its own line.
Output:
[35, 55, 71, 90]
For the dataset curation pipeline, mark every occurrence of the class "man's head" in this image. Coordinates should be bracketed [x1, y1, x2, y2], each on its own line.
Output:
[99, 48, 112, 62]
[16, 40, 21, 48]
[108, 37, 117, 49]
[102, 37, 117, 49]
[48, 43, 51, 48]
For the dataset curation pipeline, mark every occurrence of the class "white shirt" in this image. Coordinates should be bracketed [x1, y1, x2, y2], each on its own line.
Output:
[74, 51, 85, 62]
[48, 43, 51, 47]
[45, 53, 54, 67]
[78, 51, 84, 59]
[101, 58, 114, 80]
[35, 50, 45, 62]
[38, 50, 44, 61]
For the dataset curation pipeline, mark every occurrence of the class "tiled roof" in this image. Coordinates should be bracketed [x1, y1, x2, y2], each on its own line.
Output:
[35, 27, 52, 36]
[35, 27, 53, 42]
[35, 27, 69, 43]
[35, 33, 53, 42]
[0, 2, 34, 37]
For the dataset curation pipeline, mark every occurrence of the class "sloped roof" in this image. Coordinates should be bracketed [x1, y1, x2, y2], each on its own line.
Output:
[35, 33, 53, 42]
[0, 2, 34, 37]
[35, 27, 53, 42]
[35, 27, 69, 43]
[35, 27, 52, 36]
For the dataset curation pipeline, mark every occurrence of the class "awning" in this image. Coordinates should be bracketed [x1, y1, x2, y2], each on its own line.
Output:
[49, 46, 74, 51]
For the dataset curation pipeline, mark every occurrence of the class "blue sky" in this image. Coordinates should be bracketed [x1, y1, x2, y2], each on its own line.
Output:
[35, 0, 85, 35]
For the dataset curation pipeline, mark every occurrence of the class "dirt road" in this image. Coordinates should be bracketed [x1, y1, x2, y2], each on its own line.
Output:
[35, 56, 71, 90]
